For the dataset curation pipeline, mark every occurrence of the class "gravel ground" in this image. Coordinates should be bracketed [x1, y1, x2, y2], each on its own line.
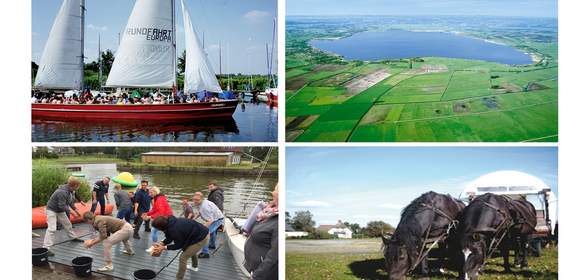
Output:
[286, 238, 383, 254]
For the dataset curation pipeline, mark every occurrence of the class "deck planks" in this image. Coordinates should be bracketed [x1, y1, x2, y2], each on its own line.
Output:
[32, 223, 246, 280]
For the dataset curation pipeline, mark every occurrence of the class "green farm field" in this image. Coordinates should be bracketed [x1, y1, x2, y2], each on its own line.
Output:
[285, 17, 558, 142]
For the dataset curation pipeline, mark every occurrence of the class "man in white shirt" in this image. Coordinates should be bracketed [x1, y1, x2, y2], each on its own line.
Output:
[192, 192, 224, 258]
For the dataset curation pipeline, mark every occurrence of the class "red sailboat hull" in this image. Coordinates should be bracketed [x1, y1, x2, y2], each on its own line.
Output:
[32, 100, 239, 121]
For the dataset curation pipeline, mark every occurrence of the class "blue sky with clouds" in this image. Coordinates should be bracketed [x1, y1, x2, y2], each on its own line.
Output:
[287, 147, 558, 227]
[287, 0, 557, 18]
[32, 0, 277, 74]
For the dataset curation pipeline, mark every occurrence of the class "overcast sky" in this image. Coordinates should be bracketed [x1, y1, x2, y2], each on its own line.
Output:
[287, 147, 558, 227]
[32, 0, 277, 75]
[287, 0, 557, 18]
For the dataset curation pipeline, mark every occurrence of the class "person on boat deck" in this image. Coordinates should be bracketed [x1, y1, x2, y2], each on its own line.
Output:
[151, 215, 209, 279]
[192, 192, 224, 259]
[82, 212, 135, 272]
[90, 176, 110, 215]
[244, 184, 278, 280]
[113, 183, 132, 223]
[242, 184, 279, 235]
[207, 182, 224, 212]
[43, 176, 84, 256]
[133, 180, 152, 239]
[142, 186, 173, 244]
[182, 196, 194, 220]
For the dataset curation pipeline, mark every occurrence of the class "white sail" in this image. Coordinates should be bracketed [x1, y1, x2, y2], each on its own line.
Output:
[34, 0, 83, 90]
[180, 0, 222, 93]
[106, 0, 175, 88]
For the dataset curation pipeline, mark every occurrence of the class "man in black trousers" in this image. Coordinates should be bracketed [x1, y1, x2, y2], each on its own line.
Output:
[133, 180, 152, 239]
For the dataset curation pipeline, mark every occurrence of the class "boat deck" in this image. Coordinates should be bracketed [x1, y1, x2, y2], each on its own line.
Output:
[32, 223, 246, 280]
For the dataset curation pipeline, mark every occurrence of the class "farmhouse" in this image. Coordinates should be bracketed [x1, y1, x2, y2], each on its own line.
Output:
[141, 151, 241, 166]
[318, 220, 353, 239]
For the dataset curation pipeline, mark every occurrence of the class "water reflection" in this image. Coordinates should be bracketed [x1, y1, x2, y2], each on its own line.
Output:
[32, 102, 278, 142]
[71, 163, 277, 217]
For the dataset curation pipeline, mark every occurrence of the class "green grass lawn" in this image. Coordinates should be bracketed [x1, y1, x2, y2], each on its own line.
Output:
[286, 247, 558, 280]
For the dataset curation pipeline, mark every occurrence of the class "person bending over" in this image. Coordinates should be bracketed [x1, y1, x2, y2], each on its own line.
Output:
[82, 212, 134, 272]
[151, 216, 209, 280]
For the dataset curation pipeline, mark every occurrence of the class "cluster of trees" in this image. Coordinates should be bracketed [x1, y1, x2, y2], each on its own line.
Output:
[32, 147, 59, 159]
[32, 49, 277, 91]
[287, 210, 395, 238]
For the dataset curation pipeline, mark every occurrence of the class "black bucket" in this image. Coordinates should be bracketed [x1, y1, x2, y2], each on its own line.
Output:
[133, 269, 157, 280]
[71, 256, 92, 277]
[32, 248, 49, 266]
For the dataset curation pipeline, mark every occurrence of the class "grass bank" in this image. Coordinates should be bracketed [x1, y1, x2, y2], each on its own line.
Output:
[286, 245, 557, 280]
[33, 155, 125, 164]
[117, 162, 278, 177]
[32, 160, 92, 207]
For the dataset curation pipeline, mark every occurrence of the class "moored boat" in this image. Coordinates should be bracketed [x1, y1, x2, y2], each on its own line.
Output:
[32, 0, 236, 122]
[224, 217, 251, 277]
[32, 100, 238, 121]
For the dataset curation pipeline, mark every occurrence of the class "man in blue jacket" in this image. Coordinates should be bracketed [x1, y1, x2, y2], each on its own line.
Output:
[151, 216, 209, 280]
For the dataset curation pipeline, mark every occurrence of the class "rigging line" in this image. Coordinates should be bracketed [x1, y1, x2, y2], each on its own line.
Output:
[242, 147, 274, 213]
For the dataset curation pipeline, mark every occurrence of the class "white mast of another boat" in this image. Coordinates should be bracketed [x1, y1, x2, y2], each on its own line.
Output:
[98, 33, 102, 88]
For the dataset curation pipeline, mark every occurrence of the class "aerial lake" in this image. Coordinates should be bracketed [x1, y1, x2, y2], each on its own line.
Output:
[311, 30, 533, 65]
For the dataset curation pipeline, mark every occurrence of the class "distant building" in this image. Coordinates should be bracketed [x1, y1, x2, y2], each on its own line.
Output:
[318, 220, 353, 239]
[51, 147, 75, 156]
[141, 151, 241, 166]
[285, 223, 309, 238]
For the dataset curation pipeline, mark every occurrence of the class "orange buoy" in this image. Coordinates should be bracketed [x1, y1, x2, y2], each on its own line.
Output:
[32, 202, 113, 229]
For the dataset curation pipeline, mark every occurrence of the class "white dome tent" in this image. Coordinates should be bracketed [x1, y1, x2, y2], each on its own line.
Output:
[460, 170, 557, 235]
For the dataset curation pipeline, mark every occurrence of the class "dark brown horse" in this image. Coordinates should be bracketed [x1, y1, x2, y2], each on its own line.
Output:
[458, 193, 536, 280]
[381, 191, 465, 280]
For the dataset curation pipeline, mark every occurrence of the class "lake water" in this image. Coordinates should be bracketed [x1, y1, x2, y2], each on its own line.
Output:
[311, 30, 533, 65]
[31, 102, 278, 142]
[70, 163, 278, 218]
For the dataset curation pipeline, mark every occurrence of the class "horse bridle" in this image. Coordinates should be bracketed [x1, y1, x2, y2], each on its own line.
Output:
[407, 203, 460, 272]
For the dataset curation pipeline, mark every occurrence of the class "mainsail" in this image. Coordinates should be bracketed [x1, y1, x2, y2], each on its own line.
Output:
[106, 0, 176, 88]
[34, 0, 84, 90]
[180, 0, 222, 93]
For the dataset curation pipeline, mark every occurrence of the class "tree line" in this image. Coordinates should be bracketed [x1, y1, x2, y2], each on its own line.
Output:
[287, 210, 395, 239]
[32, 49, 277, 91]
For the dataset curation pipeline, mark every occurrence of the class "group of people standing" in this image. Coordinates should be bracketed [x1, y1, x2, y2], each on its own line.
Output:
[41, 175, 278, 280]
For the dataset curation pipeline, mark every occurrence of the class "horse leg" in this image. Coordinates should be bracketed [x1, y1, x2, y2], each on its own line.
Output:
[419, 255, 429, 276]
[514, 236, 521, 268]
[501, 241, 511, 272]
[520, 235, 529, 268]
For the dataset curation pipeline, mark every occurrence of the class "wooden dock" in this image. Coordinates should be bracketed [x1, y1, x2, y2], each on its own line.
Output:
[32, 223, 246, 279]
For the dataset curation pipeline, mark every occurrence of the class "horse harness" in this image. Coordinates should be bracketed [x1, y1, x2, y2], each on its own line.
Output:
[479, 200, 513, 259]
[409, 202, 459, 272]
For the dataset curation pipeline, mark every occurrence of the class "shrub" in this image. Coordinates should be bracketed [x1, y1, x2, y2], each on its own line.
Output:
[32, 161, 91, 207]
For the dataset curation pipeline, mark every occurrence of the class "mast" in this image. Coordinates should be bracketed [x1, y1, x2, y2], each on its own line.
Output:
[172, 0, 177, 91]
[80, 0, 85, 91]
[219, 42, 222, 75]
[270, 18, 277, 88]
[98, 33, 102, 88]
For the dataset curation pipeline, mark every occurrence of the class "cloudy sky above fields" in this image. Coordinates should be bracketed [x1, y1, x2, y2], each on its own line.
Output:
[286, 147, 558, 227]
[287, 0, 557, 18]
[32, 0, 277, 74]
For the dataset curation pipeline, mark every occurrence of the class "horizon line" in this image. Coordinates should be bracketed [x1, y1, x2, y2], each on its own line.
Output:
[286, 14, 558, 19]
